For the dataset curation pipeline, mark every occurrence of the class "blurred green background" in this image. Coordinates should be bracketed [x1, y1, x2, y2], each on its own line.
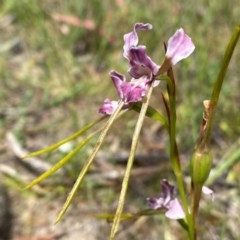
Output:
[0, 0, 240, 239]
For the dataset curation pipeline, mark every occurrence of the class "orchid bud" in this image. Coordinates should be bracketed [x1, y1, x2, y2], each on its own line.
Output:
[190, 148, 213, 185]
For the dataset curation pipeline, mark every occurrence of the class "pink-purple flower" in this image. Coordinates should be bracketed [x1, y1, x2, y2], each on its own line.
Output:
[98, 70, 150, 115]
[98, 99, 119, 115]
[165, 28, 195, 65]
[110, 70, 148, 103]
[98, 23, 195, 115]
[147, 179, 185, 220]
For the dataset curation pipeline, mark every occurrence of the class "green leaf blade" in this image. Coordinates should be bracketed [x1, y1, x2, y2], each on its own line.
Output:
[24, 116, 106, 158]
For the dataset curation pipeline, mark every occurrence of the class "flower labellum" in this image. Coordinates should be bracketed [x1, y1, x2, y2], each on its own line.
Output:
[128, 46, 160, 78]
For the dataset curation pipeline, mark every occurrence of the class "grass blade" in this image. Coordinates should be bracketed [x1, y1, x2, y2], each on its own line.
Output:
[24, 128, 102, 190]
[24, 116, 107, 158]
[110, 84, 154, 239]
[55, 101, 125, 223]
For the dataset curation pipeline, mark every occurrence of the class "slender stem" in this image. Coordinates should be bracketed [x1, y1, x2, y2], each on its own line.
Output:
[168, 95, 195, 240]
[190, 184, 202, 221]
[199, 23, 240, 149]
[167, 67, 194, 239]
[110, 83, 154, 239]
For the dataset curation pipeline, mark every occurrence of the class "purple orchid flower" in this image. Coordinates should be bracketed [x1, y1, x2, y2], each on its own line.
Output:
[147, 179, 185, 220]
[99, 24, 195, 115]
[123, 23, 160, 79]
[98, 70, 160, 115]
[98, 99, 119, 115]
[166, 28, 195, 65]
[99, 70, 147, 115]
[110, 70, 147, 103]
[98, 70, 150, 116]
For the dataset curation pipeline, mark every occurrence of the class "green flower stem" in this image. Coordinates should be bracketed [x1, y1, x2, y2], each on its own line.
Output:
[169, 98, 194, 240]
[190, 184, 202, 221]
[55, 101, 125, 223]
[167, 70, 194, 239]
[199, 23, 240, 149]
[110, 83, 154, 240]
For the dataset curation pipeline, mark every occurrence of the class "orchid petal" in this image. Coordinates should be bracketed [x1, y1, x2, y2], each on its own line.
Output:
[202, 186, 214, 201]
[110, 71, 126, 99]
[128, 46, 160, 78]
[99, 99, 119, 115]
[147, 179, 185, 220]
[123, 23, 152, 59]
[165, 198, 185, 219]
[166, 28, 195, 65]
